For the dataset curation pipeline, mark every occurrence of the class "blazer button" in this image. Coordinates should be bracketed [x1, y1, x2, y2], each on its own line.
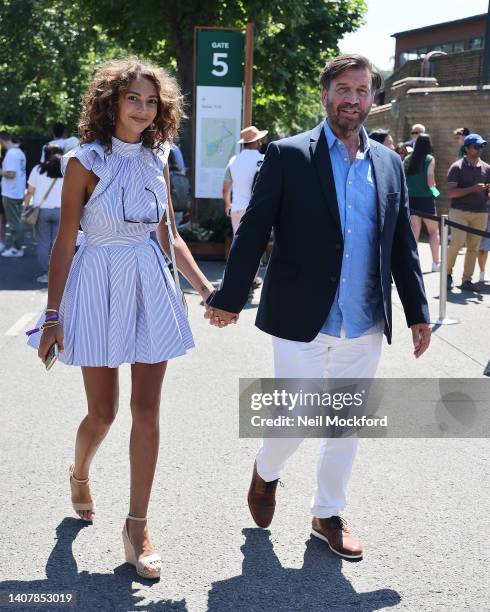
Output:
[330, 276, 337, 283]
[335, 243, 341, 250]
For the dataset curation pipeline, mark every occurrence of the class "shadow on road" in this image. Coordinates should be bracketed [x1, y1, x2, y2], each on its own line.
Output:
[207, 528, 400, 612]
[0, 518, 187, 611]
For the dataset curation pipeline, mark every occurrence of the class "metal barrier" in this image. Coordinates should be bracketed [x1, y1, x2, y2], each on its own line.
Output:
[409, 208, 490, 326]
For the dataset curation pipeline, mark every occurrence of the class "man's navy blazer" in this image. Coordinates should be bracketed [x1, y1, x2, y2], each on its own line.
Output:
[209, 122, 430, 343]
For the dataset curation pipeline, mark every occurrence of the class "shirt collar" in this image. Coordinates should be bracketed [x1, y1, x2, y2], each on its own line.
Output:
[462, 156, 482, 168]
[323, 119, 371, 159]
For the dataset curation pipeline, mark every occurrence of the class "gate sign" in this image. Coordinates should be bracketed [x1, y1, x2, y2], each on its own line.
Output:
[194, 29, 245, 198]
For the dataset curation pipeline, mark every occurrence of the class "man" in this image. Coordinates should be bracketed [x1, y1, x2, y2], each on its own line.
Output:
[171, 142, 186, 174]
[40, 122, 66, 163]
[0, 132, 26, 258]
[206, 54, 431, 560]
[405, 123, 426, 149]
[223, 125, 268, 290]
[447, 133, 490, 290]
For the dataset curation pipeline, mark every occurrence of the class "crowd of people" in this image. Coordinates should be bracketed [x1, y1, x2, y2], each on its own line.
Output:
[0, 124, 79, 279]
[1, 115, 489, 292]
[365, 122, 490, 288]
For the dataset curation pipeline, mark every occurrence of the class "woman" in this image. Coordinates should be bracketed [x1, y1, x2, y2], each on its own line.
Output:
[368, 128, 395, 150]
[395, 142, 411, 161]
[23, 144, 64, 283]
[28, 57, 216, 580]
[453, 127, 470, 160]
[404, 133, 440, 272]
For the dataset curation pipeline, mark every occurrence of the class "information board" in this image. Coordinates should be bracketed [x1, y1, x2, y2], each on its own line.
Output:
[194, 29, 244, 199]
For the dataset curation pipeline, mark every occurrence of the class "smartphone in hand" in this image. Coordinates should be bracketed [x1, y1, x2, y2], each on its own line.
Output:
[45, 343, 59, 371]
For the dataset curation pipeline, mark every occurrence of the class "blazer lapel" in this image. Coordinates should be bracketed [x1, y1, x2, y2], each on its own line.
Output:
[369, 141, 387, 234]
[309, 123, 342, 235]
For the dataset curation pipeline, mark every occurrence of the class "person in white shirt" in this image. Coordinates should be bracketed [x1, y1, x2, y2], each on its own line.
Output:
[40, 122, 66, 163]
[0, 132, 27, 257]
[24, 145, 64, 282]
[223, 125, 268, 290]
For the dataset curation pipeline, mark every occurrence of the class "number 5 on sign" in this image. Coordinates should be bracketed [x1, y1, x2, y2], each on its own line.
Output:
[212, 53, 228, 76]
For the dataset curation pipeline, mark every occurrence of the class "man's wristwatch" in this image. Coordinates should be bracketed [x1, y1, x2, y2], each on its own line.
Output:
[205, 289, 217, 305]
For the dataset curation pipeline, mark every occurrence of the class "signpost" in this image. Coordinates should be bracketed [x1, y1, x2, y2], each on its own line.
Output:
[193, 27, 246, 200]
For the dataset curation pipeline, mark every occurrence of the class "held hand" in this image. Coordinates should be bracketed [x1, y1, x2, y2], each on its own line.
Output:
[410, 323, 431, 359]
[198, 283, 215, 305]
[473, 183, 488, 193]
[38, 325, 64, 363]
[204, 306, 239, 327]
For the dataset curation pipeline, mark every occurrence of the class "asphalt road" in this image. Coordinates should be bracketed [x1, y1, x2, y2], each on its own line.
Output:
[0, 236, 488, 611]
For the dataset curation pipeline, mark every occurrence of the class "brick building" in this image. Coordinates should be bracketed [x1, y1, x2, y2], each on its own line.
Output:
[364, 13, 490, 210]
[393, 14, 486, 69]
[365, 79, 490, 210]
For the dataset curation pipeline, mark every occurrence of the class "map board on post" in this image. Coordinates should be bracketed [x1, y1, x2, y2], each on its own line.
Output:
[194, 28, 245, 199]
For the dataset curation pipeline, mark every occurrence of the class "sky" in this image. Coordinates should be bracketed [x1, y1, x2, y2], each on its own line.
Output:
[338, 0, 489, 71]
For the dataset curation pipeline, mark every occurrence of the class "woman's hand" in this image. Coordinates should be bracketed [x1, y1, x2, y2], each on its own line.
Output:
[38, 324, 64, 363]
[198, 283, 215, 305]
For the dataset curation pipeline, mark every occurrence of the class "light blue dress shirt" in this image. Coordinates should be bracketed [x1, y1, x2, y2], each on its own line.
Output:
[320, 120, 384, 339]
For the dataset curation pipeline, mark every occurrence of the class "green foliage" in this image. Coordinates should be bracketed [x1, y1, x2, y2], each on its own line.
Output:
[180, 213, 233, 243]
[0, 0, 126, 135]
[0, 0, 367, 138]
[201, 213, 233, 241]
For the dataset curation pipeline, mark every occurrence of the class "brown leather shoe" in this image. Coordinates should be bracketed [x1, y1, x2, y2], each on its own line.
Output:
[247, 462, 279, 528]
[311, 516, 363, 560]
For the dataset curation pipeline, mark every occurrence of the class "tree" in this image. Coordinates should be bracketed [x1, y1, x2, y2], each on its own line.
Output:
[1, 0, 367, 153]
[0, 0, 125, 134]
[77, 0, 367, 158]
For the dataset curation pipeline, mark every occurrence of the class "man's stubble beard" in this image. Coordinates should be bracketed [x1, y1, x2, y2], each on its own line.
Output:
[325, 100, 371, 138]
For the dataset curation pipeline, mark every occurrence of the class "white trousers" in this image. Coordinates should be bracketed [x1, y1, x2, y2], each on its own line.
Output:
[255, 330, 383, 518]
[231, 209, 246, 235]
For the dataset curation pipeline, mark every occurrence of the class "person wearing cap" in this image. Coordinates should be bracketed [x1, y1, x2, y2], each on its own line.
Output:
[206, 54, 430, 560]
[223, 125, 268, 290]
[447, 133, 490, 291]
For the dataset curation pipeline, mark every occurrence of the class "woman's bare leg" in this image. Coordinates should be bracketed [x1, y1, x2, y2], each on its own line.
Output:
[478, 249, 488, 273]
[424, 219, 440, 264]
[71, 366, 119, 520]
[127, 361, 167, 564]
[410, 215, 422, 243]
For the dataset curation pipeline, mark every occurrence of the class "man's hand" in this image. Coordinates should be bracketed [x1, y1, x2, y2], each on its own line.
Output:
[204, 306, 239, 327]
[410, 323, 431, 358]
[473, 183, 488, 193]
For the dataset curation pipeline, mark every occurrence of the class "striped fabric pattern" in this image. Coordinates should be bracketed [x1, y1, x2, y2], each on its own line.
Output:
[27, 137, 194, 367]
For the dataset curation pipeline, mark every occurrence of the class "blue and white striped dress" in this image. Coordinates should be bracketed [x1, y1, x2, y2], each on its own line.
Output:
[27, 136, 194, 367]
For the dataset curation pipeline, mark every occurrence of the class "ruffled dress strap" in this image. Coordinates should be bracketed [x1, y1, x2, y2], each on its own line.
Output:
[150, 141, 172, 172]
[61, 142, 112, 201]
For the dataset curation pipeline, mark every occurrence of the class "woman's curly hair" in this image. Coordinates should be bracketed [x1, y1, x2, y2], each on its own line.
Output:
[79, 57, 184, 151]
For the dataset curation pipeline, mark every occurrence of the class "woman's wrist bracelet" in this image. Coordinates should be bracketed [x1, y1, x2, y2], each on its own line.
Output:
[26, 319, 61, 336]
